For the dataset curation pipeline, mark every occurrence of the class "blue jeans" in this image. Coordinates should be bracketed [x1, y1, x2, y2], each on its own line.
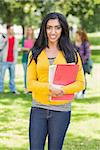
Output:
[22, 63, 27, 88]
[0, 62, 2, 79]
[29, 107, 71, 150]
[0, 62, 16, 92]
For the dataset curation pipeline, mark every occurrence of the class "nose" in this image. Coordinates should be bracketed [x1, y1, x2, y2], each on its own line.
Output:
[51, 27, 56, 34]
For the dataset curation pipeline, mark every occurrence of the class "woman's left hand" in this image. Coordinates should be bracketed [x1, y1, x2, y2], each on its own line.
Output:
[49, 84, 64, 97]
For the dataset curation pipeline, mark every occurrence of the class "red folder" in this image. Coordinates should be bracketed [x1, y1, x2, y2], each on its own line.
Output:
[51, 64, 79, 101]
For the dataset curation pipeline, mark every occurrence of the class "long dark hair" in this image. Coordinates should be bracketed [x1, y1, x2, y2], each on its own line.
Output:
[30, 12, 78, 64]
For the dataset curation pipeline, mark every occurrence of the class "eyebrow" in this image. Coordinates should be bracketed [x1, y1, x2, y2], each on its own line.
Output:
[46, 25, 61, 27]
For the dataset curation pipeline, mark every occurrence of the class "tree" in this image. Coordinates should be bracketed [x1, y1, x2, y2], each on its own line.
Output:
[0, 0, 100, 32]
[69, 0, 100, 32]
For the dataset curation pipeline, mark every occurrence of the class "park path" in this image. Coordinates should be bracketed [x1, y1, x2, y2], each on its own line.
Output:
[86, 63, 100, 97]
[91, 45, 100, 50]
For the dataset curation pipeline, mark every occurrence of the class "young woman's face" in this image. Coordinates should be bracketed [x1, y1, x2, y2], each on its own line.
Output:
[46, 19, 62, 44]
[27, 27, 33, 36]
[7, 26, 14, 35]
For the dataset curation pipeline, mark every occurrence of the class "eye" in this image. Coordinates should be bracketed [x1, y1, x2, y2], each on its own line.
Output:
[46, 25, 62, 31]
[55, 26, 61, 30]
[46, 26, 52, 30]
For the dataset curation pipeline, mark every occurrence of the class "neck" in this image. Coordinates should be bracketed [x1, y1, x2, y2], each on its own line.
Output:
[77, 39, 82, 43]
[8, 33, 13, 38]
[48, 42, 58, 51]
[27, 35, 32, 39]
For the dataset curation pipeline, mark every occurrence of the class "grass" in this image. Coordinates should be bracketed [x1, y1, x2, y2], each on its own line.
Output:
[0, 92, 31, 150]
[0, 62, 100, 150]
[0, 47, 100, 149]
[91, 50, 100, 63]
[0, 92, 100, 150]
[89, 36, 100, 46]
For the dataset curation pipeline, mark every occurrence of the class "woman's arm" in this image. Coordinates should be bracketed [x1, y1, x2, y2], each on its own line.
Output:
[27, 52, 64, 97]
[62, 53, 85, 94]
[83, 42, 91, 61]
[27, 52, 50, 95]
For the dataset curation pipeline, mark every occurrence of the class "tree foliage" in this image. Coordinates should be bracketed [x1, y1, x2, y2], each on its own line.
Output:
[0, 0, 99, 32]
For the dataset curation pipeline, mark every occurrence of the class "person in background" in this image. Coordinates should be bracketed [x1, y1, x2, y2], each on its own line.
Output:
[27, 12, 85, 150]
[21, 26, 35, 94]
[75, 29, 91, 98]
[0, 34, 7, 79]
[0, 24, 19, 94]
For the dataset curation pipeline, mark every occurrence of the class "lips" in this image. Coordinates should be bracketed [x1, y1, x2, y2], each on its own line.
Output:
[49, 35, 57, 39]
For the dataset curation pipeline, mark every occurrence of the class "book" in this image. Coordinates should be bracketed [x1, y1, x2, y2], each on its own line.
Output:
[48, 65, 56, 83]
[50, 64, 79, 101]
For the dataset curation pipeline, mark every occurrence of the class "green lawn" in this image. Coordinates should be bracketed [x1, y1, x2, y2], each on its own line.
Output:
[0, 92, 31, 150]
[91, 50, 100, 63]
[0, 62, 100, 150]
[88, 36, 100, 46]
[0, 90, 100, 150]
[0, 50, 100, 149]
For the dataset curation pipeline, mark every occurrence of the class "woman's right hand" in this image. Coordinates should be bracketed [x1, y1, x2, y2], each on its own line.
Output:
[49, 84, 64, 97]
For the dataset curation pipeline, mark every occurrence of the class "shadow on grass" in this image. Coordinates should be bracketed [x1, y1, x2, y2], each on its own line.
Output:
[71, 96, 100, 121]
[0, 147, 27, 150]
[0, 92, 32, 107]
[63, 134, 100, 150]
[0, 135, 100, 150]
[74, 96, 100, 104]
[1, 93, 100, 123]
[72, 112, 100, 122]
[0, 93, 100, 150]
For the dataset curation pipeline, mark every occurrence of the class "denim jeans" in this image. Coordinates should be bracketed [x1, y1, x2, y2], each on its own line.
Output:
[0, 62, 16, 92]
[0, 62, 2, 79]
[29, 107, 71, 150]
[22, 62, 27, 88]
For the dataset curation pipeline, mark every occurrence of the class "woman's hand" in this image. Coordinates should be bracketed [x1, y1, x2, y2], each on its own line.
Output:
[49, 84, 64, 97]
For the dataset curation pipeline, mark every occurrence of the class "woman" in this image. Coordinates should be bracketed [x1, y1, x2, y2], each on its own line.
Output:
[21, 26, 35, 94]
[27, 12, 85, 150]
[75, 30, 91, 98]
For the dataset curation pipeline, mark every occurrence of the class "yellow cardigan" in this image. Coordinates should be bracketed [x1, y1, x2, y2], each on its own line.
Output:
[27, 49, 85, 105]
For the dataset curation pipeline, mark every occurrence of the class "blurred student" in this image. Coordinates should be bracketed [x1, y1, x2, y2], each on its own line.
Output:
[27, 12, 85, 150]
[0, 34, 7, 79]
[75, 29, 91, 98]
[0, 24, 19, 94]
[21, 26, 35, 94]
